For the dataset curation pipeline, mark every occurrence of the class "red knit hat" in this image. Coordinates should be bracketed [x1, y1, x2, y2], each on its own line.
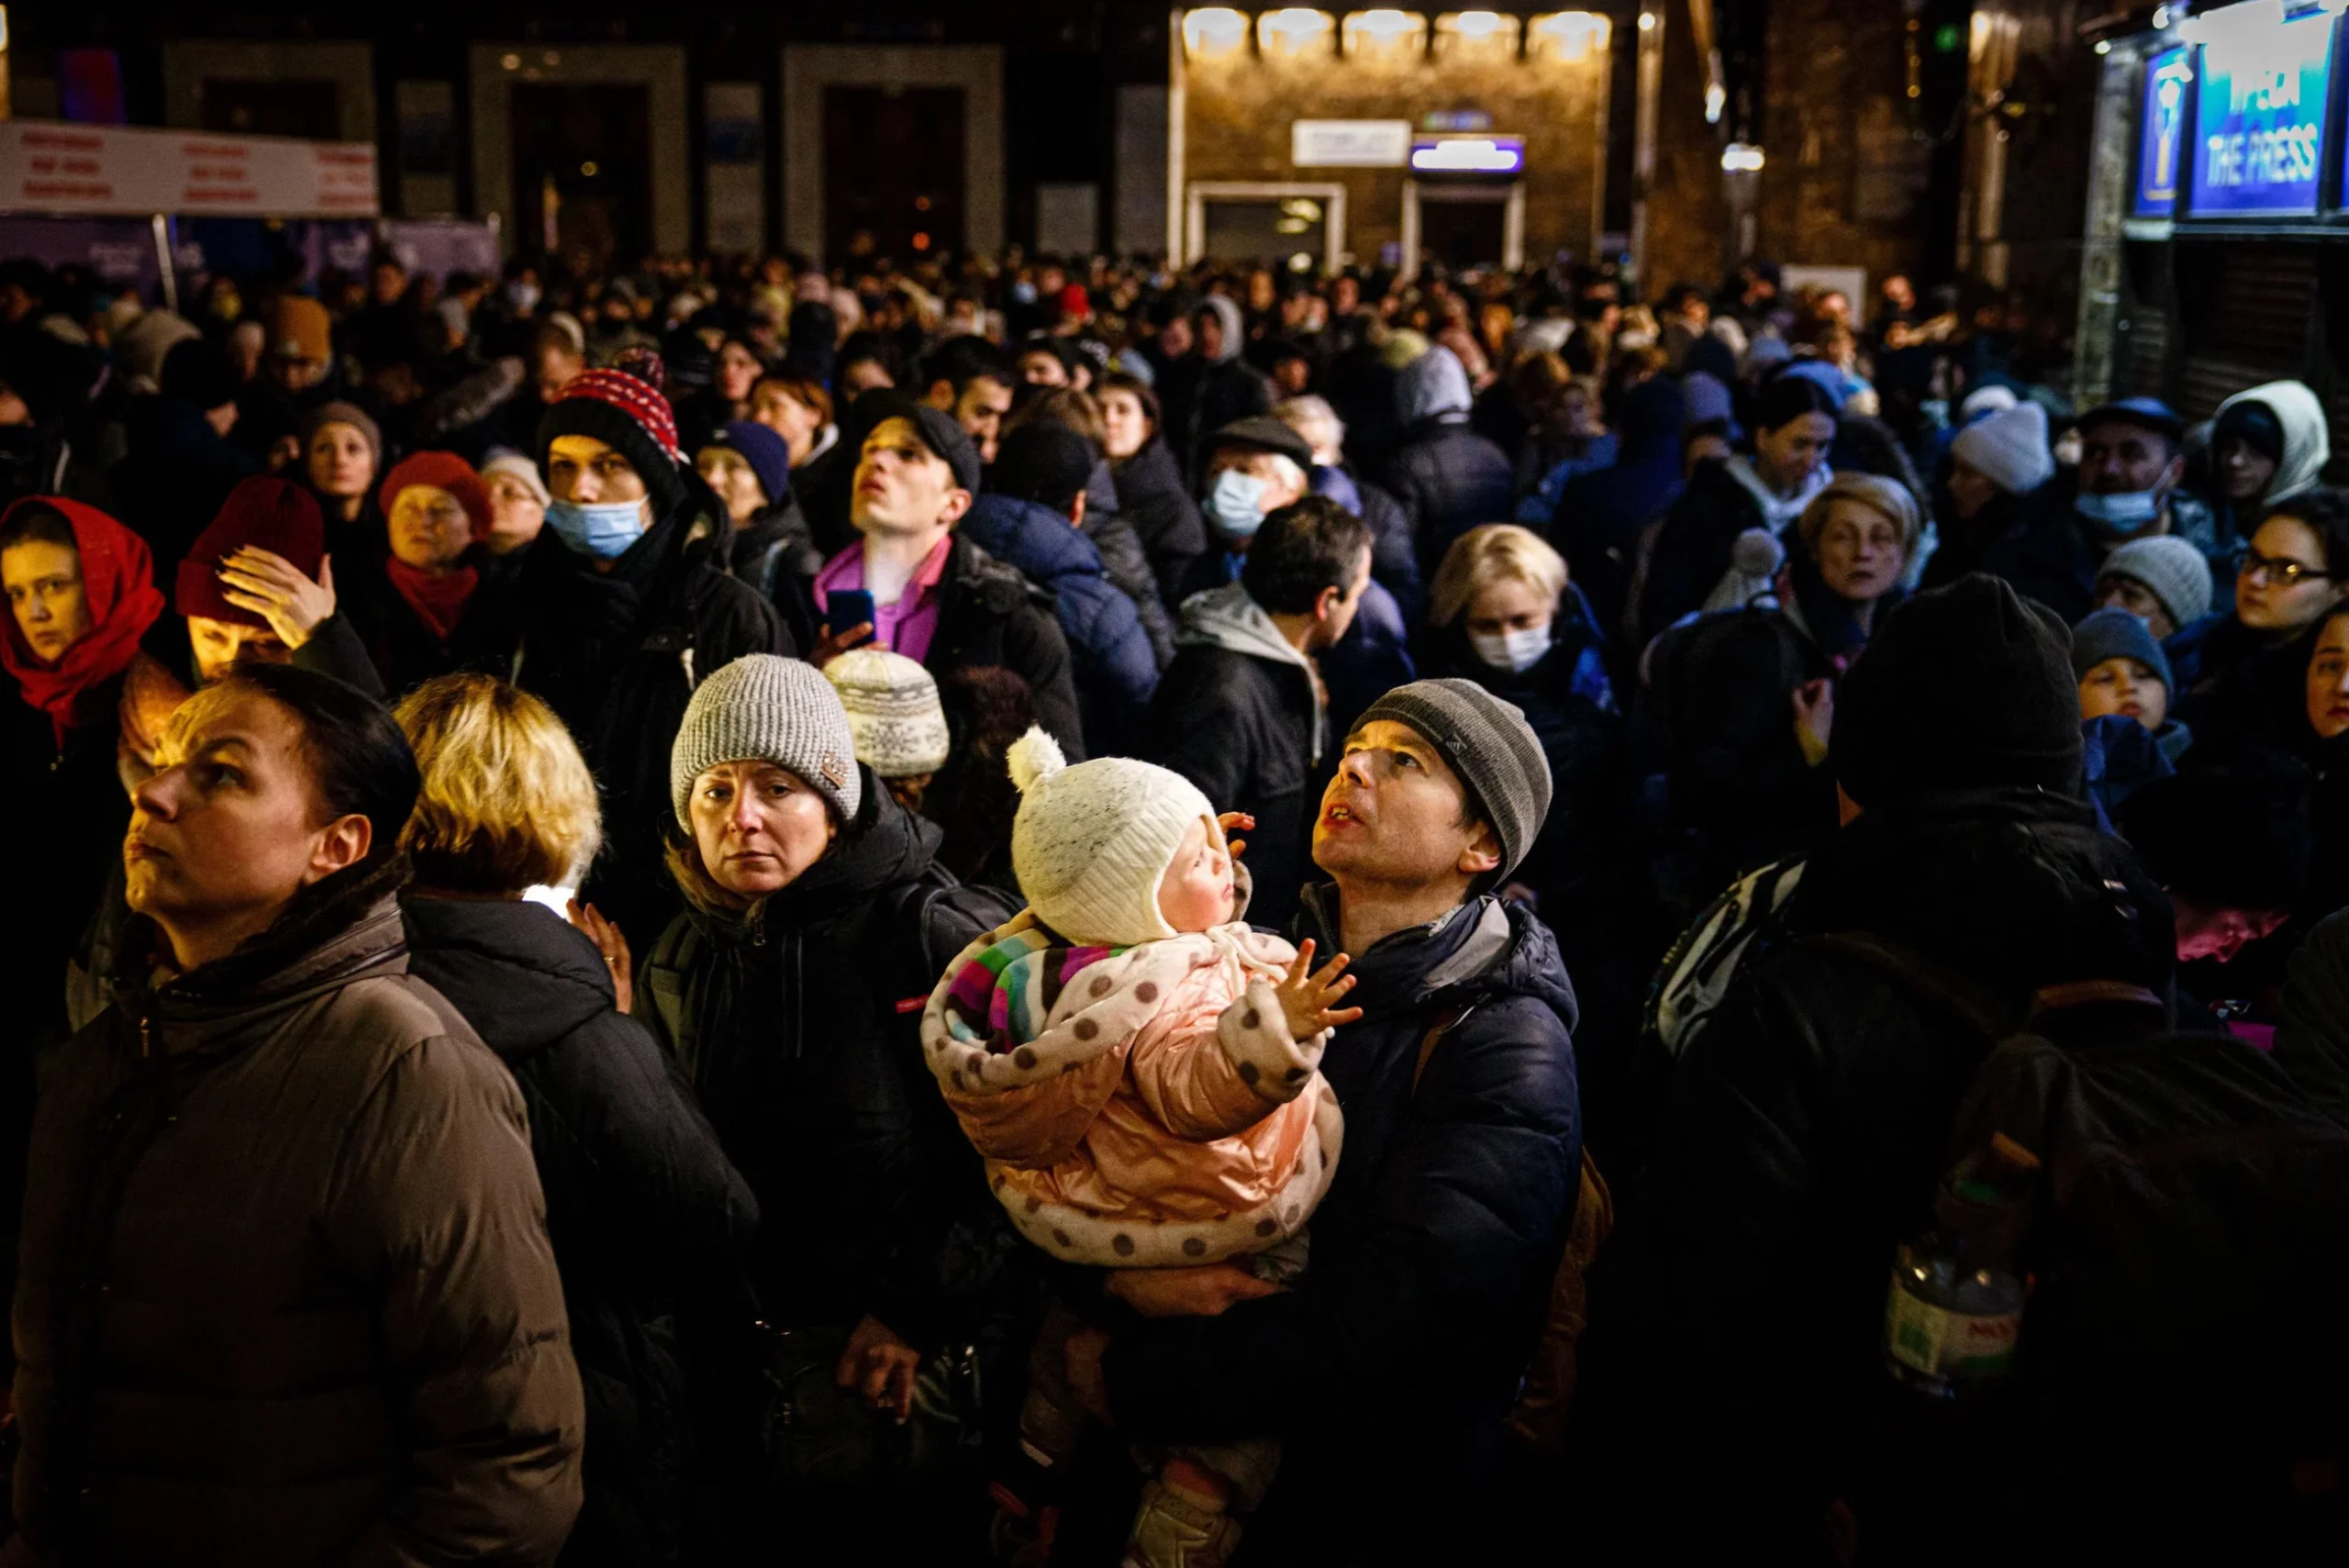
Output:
[174, 477, 325, 627]
[380, 450, 493, 542]
[552, 367, 683, 464]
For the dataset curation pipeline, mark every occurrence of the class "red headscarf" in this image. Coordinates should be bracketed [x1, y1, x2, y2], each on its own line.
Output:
[0, 496, 166, 746]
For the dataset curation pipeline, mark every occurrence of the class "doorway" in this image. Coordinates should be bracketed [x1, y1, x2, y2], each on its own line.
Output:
[822, 85, 966, 263]
[510, 83, 652, 272]
[1400, 180, 1525, 277]
[199, 80, 341, 140]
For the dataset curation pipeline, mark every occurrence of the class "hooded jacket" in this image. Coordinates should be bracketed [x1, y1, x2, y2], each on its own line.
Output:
[1179, 298, 1276, 470]
[1379, 349, 1515, 572]
[402, 896, 756, 1568]
[959, 492, 1160, 754]
[10, 864, 584, 1567]
[1639, 454, 1820, 641]
[2213, 379, 2331, 508]
[1080, 457, 1177, 669]
[1111, 434, 1208, 606]
[636, 779, 1012, 1344]
[1577, 788, 2175, 1557]
[1101, 893, 1582, 1561]
[1145, 584, 1326, 929]
[1554, 377, 1688, 634]
[512, 476, 791, 951]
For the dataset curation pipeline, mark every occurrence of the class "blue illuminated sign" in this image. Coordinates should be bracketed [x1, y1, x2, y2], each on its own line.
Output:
[2189, 8, 2332, 217]
[2136, 46, 2189, 217]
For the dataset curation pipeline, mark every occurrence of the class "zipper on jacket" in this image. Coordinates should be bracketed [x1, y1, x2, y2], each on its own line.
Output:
[137, 1015, 151, 1060]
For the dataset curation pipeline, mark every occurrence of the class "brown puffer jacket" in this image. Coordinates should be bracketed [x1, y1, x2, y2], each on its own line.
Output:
[8, 862, 585, 1567]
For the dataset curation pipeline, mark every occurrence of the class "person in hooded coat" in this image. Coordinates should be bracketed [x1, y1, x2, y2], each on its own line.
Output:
[633, 658, 1015, 1556]
[516, 364, 793, 953]
[1176, 295, 1275, 474]
[1575, 574, 2176, 1563]
[1378, 345, 1514, 574]
[393, 673, 757, 1568]
[1551, 374, 1687, 642]
[1102, 373, 1208, 606]
[1637, 372, 1840, 643]
[2202, 379, 2332, 556]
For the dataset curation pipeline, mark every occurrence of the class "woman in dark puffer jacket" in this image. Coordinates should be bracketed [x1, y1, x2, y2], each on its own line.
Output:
[395, 673, 756, 1568]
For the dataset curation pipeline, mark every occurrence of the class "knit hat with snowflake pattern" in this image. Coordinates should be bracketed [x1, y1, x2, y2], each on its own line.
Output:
[1008, 727, 1218, 946]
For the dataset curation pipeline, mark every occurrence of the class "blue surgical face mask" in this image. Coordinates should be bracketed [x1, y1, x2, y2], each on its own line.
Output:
[1919, 398, 1950, 428]
[2075, 488, 2163, 534]
[545, 497, 649, 559]
[1206, 469, 1269, 539]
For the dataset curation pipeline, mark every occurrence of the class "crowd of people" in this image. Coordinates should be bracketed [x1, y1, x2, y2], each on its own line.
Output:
[2, 238, 2348, 1564]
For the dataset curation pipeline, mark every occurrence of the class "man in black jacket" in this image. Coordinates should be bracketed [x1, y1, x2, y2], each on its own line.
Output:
[1575, 574, 2177, 1561]
[519, 365, 792, 952]
[1146, 496, 1371, 929]
[1067, 678, 1582, 1563]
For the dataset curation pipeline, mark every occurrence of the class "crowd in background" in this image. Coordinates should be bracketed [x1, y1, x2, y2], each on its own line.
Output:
[3, 235, 2349, 1565]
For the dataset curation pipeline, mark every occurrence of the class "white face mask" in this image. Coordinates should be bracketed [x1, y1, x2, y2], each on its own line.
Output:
[1470, 625, 1551, 673]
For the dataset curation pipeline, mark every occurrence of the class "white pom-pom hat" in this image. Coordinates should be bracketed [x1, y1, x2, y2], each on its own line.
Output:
[1007, 727, 1218, 946]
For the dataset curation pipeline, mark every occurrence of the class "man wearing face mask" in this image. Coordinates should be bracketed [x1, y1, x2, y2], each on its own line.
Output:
[1174, 416, 1316, 604]
[1981, 398, 2226, 625]
[517, 363, 791, 951]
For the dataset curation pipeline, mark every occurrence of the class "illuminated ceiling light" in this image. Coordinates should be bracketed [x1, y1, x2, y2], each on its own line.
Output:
[1182, 7, 1251, 59]
[1639, 9, 1657, 29]
[1449, 9, 1507, 36]
[1530, 11, 1611, 62]
[1434, 9, 1520, 57]
[1410, 135, 1525, 172]
[1259, 7, 1336, 55]
[1721, 142, 1765, 172]
[1342, 8, 1429, 55]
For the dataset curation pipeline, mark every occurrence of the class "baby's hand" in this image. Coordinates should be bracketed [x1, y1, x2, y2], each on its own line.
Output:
[1275, 939, 1363, 1040]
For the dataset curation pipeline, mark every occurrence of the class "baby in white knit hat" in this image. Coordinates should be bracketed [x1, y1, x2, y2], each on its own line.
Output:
[923, 728, 1358, 1567]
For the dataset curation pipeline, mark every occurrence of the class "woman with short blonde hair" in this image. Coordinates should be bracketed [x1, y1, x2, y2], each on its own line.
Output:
[395, 672, 600, 895]
[1430, 523, 1570, 633]
[391, 670, 754, 1561]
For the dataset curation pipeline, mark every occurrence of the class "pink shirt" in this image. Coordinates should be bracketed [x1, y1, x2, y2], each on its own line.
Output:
[812, 534, 954, 663]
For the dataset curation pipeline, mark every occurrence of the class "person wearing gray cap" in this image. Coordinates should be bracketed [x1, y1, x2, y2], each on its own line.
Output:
[809, 395, 1085, 759]
[1065, 677, 1583, 1561]
[1176, 415, 1319, 603]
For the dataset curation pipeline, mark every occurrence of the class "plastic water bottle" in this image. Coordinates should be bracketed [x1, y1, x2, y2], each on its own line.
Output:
[1884, 1132, 2041, 1398]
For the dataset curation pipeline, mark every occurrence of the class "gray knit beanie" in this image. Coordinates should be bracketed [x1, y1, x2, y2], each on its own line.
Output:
[671, 654, 862, 827]
[2096, 535, 2214, 630]
[1353, 679, 1553, 881]
[2071, 606, 2174, 692]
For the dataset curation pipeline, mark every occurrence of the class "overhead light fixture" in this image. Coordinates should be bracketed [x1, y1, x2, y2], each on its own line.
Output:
[1530, 12, 1610, 62]
[1435, 10, 1520, 58]
[1181, 7, 1250, 59]
[1409, 135, 1526, 172]
[1259, 6, 1336, 56]
[1721, 142, 1765, 172]
[1343, 8, 1429, 55]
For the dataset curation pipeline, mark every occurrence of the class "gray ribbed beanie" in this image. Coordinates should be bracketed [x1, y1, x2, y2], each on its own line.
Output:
[671, 654, 863, 827]
[1353, 679, 1553, 881]
[2097, 535, 2214, 630]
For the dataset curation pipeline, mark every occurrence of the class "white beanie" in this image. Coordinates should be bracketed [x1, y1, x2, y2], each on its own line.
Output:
[670, 654, 862, 827]
[1008, 728, 1216, 946]
[1951, 401, 2054, 497]
[825, 647, 950, 778]
[479, 447, 550, 507]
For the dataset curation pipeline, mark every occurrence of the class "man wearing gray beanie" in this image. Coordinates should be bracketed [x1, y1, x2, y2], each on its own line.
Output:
[1065, 679, 1582, 1560]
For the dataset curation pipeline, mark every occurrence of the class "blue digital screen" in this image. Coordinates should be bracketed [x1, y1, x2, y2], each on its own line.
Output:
[2136, 46, 2189, 217]
[2190, 8, 2332, 217]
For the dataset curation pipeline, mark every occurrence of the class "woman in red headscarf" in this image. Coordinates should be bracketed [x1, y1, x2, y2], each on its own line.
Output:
[1, 495, 165, 1049]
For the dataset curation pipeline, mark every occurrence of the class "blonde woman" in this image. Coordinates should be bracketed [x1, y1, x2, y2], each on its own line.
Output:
[393, 672, 754, 1562]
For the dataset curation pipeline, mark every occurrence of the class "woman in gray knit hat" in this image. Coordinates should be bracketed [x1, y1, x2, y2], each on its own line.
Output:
[622, 653, 1015, 1548]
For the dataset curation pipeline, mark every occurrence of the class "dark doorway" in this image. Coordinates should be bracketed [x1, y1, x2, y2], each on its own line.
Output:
[1419, 195, 1508, 272]
[823, 85, 965, 263]
[1200, 196, 1327, 271]
[511, 83, 653, 273]
[199, 80, 340, 140]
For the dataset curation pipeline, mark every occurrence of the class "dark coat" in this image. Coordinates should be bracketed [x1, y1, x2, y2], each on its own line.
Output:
[1356, 471, 1425, 625]
[1636, 456, 1771, 642]
[2175, 614, 2318, 754]
[335, 546, 523, 700]
[1978, 488, 2232, 628]
[1143, 639, 1320, 930]
[512, 482, 791, 952]
[959, 493, 1159, 756]
[3, 684, 128, 1051]
[1378, 417, 1515, 573]
[1103, 893, 1582, 1562]
[106, 395, 258, 583]
[636, 782, 1009, 1344]
[1080, 460, 1176, 669]
[11, 866, 584, 1567]
[401, 895, 757, 1568]
[1557, 378, 1687, 637]
[1111, 435, 1208, 606]
[1184, 358, 1275, 470]
[1576, 789, 2175, 1557]
[927, 532, 1086, 762]
[728, 494, 822, 647]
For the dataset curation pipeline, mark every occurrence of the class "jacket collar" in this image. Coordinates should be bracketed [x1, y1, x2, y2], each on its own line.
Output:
[1297, 884, 1512, 1014]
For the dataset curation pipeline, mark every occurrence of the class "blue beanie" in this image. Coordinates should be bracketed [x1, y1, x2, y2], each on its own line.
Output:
[2071, 606, 2174, 692]
[710, 419, 795, 506]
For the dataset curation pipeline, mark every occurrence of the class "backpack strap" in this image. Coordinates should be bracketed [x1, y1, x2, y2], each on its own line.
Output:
[1796, 931, 2014, 1042]
[1411, 1004, 1476, 1095]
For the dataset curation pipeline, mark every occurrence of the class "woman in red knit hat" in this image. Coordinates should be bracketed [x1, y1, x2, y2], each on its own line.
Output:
[330, 450, 517, 695]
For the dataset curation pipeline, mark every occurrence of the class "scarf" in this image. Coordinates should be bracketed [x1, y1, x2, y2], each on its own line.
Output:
[384, 556, 479, 646]
[0, 497, 165, 747]
[1724, 451, 1832, 531]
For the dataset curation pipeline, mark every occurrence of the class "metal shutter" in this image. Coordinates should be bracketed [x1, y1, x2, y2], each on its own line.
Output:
[2174, 241, 2319, 422]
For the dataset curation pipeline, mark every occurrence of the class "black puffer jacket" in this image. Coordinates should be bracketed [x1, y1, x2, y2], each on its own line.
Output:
[1379, 417, 1514, 573]
[1576, 787, 2176, 1559]
[928, 533, 1085, 762]
[1103, 893, 1582, 1562]
[636, 778, 1013, 1343]
[512, 484, 790, 951]
[402, 895, 757, 1568]
[1082, 459, 1176, 669]
[1111, 435, 1208, 606]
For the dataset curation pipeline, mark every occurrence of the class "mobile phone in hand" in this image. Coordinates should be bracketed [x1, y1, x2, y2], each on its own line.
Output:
[827, 588, 877, 641]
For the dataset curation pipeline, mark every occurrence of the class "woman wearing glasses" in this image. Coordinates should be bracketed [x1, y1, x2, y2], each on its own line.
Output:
[2180, 486, 2349, 750]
